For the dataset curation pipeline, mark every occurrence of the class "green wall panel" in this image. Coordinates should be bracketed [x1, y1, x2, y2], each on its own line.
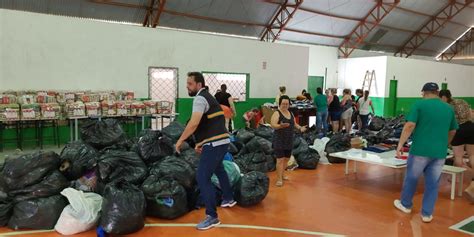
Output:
[177, 98, 274, 129]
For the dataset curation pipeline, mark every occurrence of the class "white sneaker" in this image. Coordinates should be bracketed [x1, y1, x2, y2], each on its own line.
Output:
[421, 215, 433, 223]
[393, 200, 412, 214]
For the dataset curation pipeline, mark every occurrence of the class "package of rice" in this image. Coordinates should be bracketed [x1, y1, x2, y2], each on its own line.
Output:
[131, 101, 145, 116]
[157, 101, 173, 114]
[0, 104, 20, 121]
[65, 92, 76, 103]
[85, 102, 101, 116]
[0, 94, 17, 104]
[41, 103, 61, 119]
[101, 101, 117, 116]
[89, 94, 100, 102]
[19, 94, 37, 105]
[116, 101, 131, 116]
[66, 102, 86, 117]
[21, 103, 41, 120]
[125, 91, 135, 101]
[144, 101, 157, 114]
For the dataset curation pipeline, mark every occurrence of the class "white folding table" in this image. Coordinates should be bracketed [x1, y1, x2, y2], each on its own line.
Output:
[329, 149, 464, 200]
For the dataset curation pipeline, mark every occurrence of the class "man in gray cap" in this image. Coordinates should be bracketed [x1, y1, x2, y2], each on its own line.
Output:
[393, 82, 458, 223]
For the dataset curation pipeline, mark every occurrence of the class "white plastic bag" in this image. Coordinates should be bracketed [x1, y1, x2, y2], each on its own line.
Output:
[55, 188, 103, 235]
[311, 137, 331, 165]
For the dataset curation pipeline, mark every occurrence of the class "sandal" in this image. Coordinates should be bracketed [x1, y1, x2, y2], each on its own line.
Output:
[283, 176, 289, 181]
[276, 181, 283, 187]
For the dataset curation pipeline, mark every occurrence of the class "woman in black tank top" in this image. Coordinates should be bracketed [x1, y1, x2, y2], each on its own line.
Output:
[271, 95, 307, 187]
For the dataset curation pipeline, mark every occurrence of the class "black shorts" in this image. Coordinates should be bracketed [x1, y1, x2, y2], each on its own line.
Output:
[329, 111, 342, 121]
[451, 121, 474, 146]
[274, 149, 292, 158]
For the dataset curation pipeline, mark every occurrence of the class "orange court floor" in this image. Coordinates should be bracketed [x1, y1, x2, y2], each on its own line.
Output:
[0, 162, 472, 237]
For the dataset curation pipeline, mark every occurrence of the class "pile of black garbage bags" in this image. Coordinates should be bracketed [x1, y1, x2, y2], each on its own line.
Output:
[0, 119, 271, 235]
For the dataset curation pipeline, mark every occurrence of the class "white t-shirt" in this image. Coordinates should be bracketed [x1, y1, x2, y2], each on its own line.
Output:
[358, 97, 372, 115]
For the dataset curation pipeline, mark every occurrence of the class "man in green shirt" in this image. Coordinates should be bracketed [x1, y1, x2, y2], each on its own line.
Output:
[314, 87, 328, 135]
[394, 82, 458, 223]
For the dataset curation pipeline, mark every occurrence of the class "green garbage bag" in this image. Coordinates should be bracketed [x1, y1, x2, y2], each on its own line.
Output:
[211, 161, 241, 189]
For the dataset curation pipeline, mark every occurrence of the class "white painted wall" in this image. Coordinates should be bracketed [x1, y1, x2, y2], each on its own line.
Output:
[386, 56, 474, 97]
[281, 42, 339, 89]
[337, 56, 388, 97]
[0, 9, 309, 99]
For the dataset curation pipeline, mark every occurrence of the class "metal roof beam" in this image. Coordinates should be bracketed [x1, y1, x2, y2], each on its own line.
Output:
[143, 0, 155, 27]
[392, 5, 471, 28]
[151, 0, 166, 28]
[395, 0, 472, 58]
[437, 27, 473, 60]
[263, 1, 456, 42]
[260, 0, 304, 42]
[338, 0, 400, 58]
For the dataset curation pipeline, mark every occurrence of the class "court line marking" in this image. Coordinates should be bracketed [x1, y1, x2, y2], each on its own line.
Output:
[0, 223, 345, 236]
[449, 216, 474, 235]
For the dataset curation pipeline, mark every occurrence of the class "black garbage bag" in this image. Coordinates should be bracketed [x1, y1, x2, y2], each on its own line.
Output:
[0, 200, 12, 227]
[8, 195, 68, 230]
[59, 141, 98, 180]
[254, 126, 273, 141]
[235, 152, 268, 173]
[0, 177, 12, 227]
[229, 143, 239, 155]
[234, 171, 269, 207]
[161, 121, 185, 141]
[100, 182, 145, 235]
[292, 137, 309, 156]
[325, 134, 351, 163]
[303, 131, 319, 146]
[266, 155, 276, 172]
[368, 116, 385, 131]
[235, 129, 255, 144]
[0, 176, 8, 201]
[295, 149, 320, 169]
[149, 156, 196, 189]
[376, 128, 394, 142]
[80, 119, 126, 149]
[100, 138, 136, 153]
[9, 171, 70, 203]
[142, 176, 188, 220]
[137, 129, 174, 164]
[246, 137, 273, 155]
[97, 150, 147, 185]
[179, 149, 200, 170]
[3, 151, 60, 190]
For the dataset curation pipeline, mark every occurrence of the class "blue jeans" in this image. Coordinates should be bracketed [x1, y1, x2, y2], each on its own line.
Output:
[360, 114, 370, 129]
[197, 143, 233, 218]
[316, 109, 328, 134]
[400, 155, 445, 216]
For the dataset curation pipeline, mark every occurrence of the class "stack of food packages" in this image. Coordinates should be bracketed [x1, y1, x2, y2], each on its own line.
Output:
[116, 101, 131, 116]
[21, 103, 41, 120]
[130, 101, 145, 116]
[144, 100, 158, 114]
[40, 103, 61, 119]
[0, 104, 20, 121]
[85, 102, 101, 117]
[157, 101, 174, 114]
[101, 101, 117, 116]
[66, 102, 86, 117]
